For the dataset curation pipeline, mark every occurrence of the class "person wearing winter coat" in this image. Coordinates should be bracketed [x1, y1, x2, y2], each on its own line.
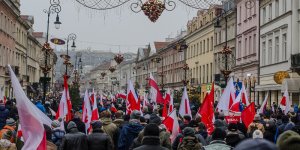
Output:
[60, 121, 88, 150]
[0, 103, 9, 130]
[0, 131, 16, 150]
[190, 120, 207, 146]
[70, 115, 85, 134]
[87, 121, 113, 150]
[44, 124, 57, 150]
[177, 127, 202, 150]
[118, 110, 144, 150]
[225, 123, 245, 147]
[100, 110, 119, 148]
[35, 101, 46, 113]
[133, 123, 168, 150]
[0, 119, 16, 143]
[203, 128, 232, 150]
[51, 120, 65, 148]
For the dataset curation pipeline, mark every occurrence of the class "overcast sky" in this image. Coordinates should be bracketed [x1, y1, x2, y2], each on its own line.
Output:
[20, 0, 198, 53]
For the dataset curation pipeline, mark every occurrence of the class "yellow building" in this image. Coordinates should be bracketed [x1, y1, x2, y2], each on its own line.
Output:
[185, 6, 219, 102]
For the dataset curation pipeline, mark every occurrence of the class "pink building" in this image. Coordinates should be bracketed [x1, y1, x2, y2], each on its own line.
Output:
[234, 0, 259, 102]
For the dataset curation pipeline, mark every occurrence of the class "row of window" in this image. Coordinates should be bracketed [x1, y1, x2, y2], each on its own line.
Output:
[191, 63, 213, 84]
[237, 34, 257, 58]
[261, 0, 287, 25]
[261, 28, 287, 66]
[187, 36, 214, 59]
[238, 0, 257, 24]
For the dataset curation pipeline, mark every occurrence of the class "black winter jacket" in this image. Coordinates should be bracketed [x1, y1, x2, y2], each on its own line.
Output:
[59, 128, 88, 150]
[133, 136, 168, 150]
[87, 129, 113, 150]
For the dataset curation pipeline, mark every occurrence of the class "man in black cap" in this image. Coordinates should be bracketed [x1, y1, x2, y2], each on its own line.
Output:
[118, 110, 144, 150]
[87, 120, 113, 150]
[60, 121, 88, 150]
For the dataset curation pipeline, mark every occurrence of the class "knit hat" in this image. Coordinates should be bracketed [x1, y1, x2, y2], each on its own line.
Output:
[2, 130, 13, 140]
[144, 123, 159, 136]
[277, 130, 300, 150]
[91, 120, 102, 129]
[212, 127, 226, 140]
[252, 130, 263, 139]
[228, 123, 238, 132]
[51, 120, 61, 128]
[67, 121, 77, 130]
[130, 110, 141, 120]
[234, 139, 278, 150]
[6, 118, 16, 126]
[183, 127, 195, 136]
[149, 114, 161, 125]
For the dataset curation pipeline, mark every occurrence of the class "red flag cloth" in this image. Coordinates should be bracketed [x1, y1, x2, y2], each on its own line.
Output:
[56, 75, 73, 122]
[91, 89, 99, 121]
[111, 103, 118, 113]
[149, 73, 164, 104]
[199, 83, 215, 134]
[162, 90, 171, 118]
[241, 102, 256, 128]
[127, 80, 140, 112]
[162, 110, 180, 143]
[179, 87, 192, 118]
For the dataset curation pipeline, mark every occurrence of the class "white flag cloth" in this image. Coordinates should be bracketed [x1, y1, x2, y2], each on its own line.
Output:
[179, 87, 192, 118]
[8, 65, 51, 149]
[258, 93, 269, 114]
[282, 84, 291, 115]
[217, 77, 236, 111]
[163, 109, 180, 143]
[82, 89, 92, 133]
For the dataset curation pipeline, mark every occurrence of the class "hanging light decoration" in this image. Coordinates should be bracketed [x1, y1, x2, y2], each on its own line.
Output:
[109, 66, 116, 73]
[114, 54, 124, 64]
[141, 0, 165, 22]
[101, 72, 107, 77]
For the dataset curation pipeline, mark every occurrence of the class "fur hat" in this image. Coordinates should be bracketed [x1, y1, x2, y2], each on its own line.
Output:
[228, 123, 238, 132]
[277, 130, 300, 150]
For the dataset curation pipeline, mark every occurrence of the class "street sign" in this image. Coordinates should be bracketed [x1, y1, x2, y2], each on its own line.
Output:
[50, 38, 65, 45]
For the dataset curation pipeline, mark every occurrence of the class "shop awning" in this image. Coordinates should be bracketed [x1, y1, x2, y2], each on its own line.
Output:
[255, 84, 281, 91]
[281, 78, 300, 93]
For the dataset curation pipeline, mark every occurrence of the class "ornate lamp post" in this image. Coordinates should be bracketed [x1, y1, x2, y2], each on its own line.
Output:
[60, 33, 77, 78]
[40, 0, 62, 103]
[182, 63, 189, 86]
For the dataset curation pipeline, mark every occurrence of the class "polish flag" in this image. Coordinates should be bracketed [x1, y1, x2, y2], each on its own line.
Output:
[179, 87, 192, 118]
[111, 103, 118, 113]
[217, 77, 236, 111]
[9, 65, 51, 150]
[116, 92, 127, 99]
[82, 90, 92, 134]
[280, 86, 291, 115]
[91, 89, 99, 121]
[17, 124, 24, 142]
[149, 73, 164, 104]
[126, 80, 140, 113]
[162, 89, 171, 118]
[258, 93, 269, 114]
[56, 75, 73, 122]
[142, 93, 148, 109]
[163, 109, 180, 143]
[241, 102, 256, 128]
[168, 92, 174, 114]
[199, 83, 215, 134]
[241, 82, 250, 106]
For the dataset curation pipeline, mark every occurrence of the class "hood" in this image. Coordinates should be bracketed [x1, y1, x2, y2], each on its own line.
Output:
[101, 118, 112, 125]
[124, 123, 144, 134]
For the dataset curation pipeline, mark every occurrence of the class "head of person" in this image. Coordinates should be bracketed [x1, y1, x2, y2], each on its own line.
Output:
[234, 138, 278, 150]
[183, 115, 191, 124]
[144, 123, 160, 137]
[212, 127, 226, 141]
[115, 110, 123, 119]
[149, 114, 161, 126]
[252, 130, 263, 139]
[51, 118, 62, 129]
[253, 114, 261, 123]
[228, 123, 238, 133]
[277, 130, 300, 150]
[190, 120, 199, 132]
[183, 127, 195, 137]
[100, 110, 111, 119]
[282, 115, 290, 124]
[6, 118, 16, 128]
[123, 114, 130, 122]
[67, 121, 78, 132]
[91, 120, 102, 132]
[130, 110, 141, 121]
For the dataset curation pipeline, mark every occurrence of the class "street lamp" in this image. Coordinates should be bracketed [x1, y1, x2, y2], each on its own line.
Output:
[182, 63, 189, 86]
[215, 9, 235, 85]
[40, 0, 62, 104]
[60, 33, 77, 78]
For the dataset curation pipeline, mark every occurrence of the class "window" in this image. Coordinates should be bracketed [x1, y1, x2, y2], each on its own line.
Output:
[275, 0, 279, 17]
[210, 63, 213, 82]
[197, 43, 199, 56]
[238, 40, 241, 58]
[283, 0, 287, 13]
[275, 36, 279, 62]
[200, 42, 202, 54]
[218, 32, 221, 44]
[199, 66, 201, 84]
[206, 64, 209, 83]
[262, 41, 266, 65]
[269, 4, 272, 21]
[203, 65, 205, 83]
[203, 40, 206, 54]
[207, 38, 209, 52]
[239, 6, 242, 23]
[268, 39, 272, 64]
[245, 38, 248, 56]
[253, 34, 256, 53]
[249, 36, 252, 54]
[282, 33, 287, 60]
[262, 7, 266, 24]
[210, 37, 213, 51]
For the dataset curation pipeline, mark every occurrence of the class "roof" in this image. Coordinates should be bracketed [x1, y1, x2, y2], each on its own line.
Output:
[154, 42, 170, 52]
[32, 32, 45, 38]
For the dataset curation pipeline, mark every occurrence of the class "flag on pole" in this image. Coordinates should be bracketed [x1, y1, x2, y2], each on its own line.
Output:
[162, 89, 171, 118]
[199, 83, 215, 134]
[9, 65, 50, 150]
[258, 93, 269, 114]
[149, 73, 164, 104]
[241, 82, 250, 106]
[217, 77, 236, 111]
[280, 83, 290, 115]
[91, 89, 99, 121]
[17, 123, 24, 142]
[82, 90, 92, 134]
[56, 75, 72, 122]
[241, 102, 255, 128]
[163, 109, 180, 143]
[179, 87, 192, 118]
[168, 92, 174, 114]
[126, 80, 140, 113]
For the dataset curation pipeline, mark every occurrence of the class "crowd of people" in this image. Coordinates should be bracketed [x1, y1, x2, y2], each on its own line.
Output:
[0, 96, 300, 150]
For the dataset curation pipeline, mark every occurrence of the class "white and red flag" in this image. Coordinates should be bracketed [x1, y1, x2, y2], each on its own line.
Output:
[280, 84, 291, 115]
[126, 80, 140, 114]
[17, 123, 24, 142]
[198, 83, 215, 134]
[217, 77, 236, 111]
[9, 65, 51, 150]
[142, 93, 149, 110]
[258, 93, 269, 114]
[56, 75, 73, 122]
[241, 82, 250, 106]
[111, 103, 118, 113]
[179, 87, 192, 118]
[163, 109, 180, 143]
[162, 89, 171, 118]
[149, 73, 164, 104]
[91, 89, 99, 121]
[82, 90, 92, 133]
[116, 92, 127, 99]
[168, 92, 174, 114]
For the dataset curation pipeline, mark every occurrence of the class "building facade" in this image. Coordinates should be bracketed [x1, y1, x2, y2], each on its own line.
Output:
[257, 0, 300, 105]
[235, 0, 260, 103]
[185, 6, 219, 101]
